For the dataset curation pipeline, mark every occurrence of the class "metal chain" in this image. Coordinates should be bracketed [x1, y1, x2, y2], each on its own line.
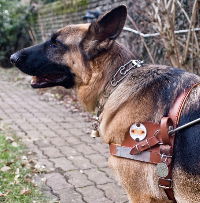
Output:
[97, 59, 144, 117]
[110, 60, 144, 87]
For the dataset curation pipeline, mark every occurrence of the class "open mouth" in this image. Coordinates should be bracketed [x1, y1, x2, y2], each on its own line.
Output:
[31, 73, 68, 88]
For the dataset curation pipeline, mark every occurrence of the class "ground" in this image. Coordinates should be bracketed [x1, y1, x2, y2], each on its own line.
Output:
[0, 68, 128, 203]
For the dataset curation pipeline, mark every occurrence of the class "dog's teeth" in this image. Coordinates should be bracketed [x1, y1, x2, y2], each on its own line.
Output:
[31, 76, 37, 84]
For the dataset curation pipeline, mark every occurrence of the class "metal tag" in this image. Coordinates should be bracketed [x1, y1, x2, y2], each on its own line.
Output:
[129, 123, 147, 142]
[156, 163, 169, 177]
[90, 130, 100, 138]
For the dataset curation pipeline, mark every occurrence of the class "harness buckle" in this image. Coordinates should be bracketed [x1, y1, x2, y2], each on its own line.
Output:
[135, 144, 141, 154]
[158, 178, 172, 189]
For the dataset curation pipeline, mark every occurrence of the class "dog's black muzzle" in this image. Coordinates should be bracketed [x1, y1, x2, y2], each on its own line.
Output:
[10, 42, 75, 89]
[10, 50, 27, 68]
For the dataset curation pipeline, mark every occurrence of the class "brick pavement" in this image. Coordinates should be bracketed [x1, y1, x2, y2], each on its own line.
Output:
[0, 76, 128, 203]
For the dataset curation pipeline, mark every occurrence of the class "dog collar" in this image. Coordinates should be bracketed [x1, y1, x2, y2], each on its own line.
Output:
[110, 59, 144, 87]
[91, 59, 144, 138]
[98, 59, 144, 115]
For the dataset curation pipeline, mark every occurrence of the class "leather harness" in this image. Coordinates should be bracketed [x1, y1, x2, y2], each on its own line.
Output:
[109, 83, 200, 202]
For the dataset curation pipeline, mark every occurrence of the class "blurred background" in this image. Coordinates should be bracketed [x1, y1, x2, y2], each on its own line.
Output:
[0, 0, 200, 73]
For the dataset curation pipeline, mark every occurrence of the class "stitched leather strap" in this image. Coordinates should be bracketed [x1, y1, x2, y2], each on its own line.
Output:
[130, 136, 160, 155]
[159, 82, 200, 202]
[109, 82, 200, 202]
[160, 117, 173, 145]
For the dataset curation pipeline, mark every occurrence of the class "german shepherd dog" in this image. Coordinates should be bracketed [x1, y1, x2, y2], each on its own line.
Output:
[10, 5, 200, 203]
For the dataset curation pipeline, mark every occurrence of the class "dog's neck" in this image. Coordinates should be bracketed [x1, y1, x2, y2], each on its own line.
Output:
[98, 43, 136, 107]
[77, 42, 135, 112]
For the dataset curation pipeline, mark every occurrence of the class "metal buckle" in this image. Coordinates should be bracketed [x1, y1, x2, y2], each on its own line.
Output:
[160, 154, 172, 161]
[135, 144, 141, 154]
[158, 178, 172, 189]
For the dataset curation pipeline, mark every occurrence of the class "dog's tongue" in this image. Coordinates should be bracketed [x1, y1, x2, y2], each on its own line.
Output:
[31, 74, 67, 88]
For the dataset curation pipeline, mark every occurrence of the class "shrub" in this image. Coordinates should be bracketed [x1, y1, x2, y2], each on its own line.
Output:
[0, 0, 33, 67]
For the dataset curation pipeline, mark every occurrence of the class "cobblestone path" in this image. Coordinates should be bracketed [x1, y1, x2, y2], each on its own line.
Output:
[0, 76, 128, 203]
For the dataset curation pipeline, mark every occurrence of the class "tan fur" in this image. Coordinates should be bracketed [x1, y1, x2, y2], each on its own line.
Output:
[100, 90, 155, 144]
[173, 167, 200, 203]
[109, 156, 171, 203]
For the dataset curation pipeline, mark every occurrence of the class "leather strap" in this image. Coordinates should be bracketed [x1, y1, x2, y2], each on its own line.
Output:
[159, 82, 200, 202]
[109, 82, 200, 202]
[160, 117, 173, 145]
[130, 136, 160, 155]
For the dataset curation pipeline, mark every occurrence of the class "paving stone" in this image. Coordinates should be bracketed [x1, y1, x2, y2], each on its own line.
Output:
[69, 155, 95, 170]
[79, 135, 96, 144]
[55, 129, 72, 137]
[89, 142, 110, 156]
[60, 146, 81, 157]
[57, 188, 83, 203]
[85, 153, 108, 168]
[7, 124, 22, 132]
[15, 131, 27, 139]
[74, 144, 95, 155]
[27, 130, 43, 139]
[51, 157, 77, 171]
[31, 123, 49, 130]
[41, 130, 57, 138]
[59, 122, 76, 129]
[23, 141, 47, 159]
[65, 136, 81, 145]
[68, 128, 84, 136]
[45, 173, 72, 191]
[19, 123, 35, 131]
[50, 137, 67, 147]
[49, 124, 64, 130]
[65, 170, 94, 188]
[34, 139, 51, 148]
[98, 183, 128, 203]
[42, 146, 63, 158]
[83, 168, 112, 185]
[100, 167, 116, 180]
[77, 186, 112, 203]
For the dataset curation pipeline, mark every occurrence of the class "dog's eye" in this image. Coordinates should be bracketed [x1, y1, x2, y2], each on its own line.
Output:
[50, 43, 57, 48]
[50, 40, 59, 48]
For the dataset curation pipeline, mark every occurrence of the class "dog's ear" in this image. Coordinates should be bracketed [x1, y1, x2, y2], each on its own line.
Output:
[81, 5, 127, 59]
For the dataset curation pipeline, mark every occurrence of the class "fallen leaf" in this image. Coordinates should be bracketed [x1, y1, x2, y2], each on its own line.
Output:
[5, 136, 14, 143]
[20, 188, 31, 195]
[6, 161, 14, 166]
[0, 192, 8, 197]
[1, 166, 11, 172]
[11, 142, 18, 147]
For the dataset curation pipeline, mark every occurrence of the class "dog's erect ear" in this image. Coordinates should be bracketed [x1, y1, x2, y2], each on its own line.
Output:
[81, 5, 127, 59]
[90, 5, 127, 40]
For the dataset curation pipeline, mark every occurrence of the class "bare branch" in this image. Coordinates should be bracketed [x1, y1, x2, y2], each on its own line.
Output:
[126, 14, 155, 64]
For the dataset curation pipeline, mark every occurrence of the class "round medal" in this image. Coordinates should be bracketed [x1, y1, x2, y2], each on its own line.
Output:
[129, 123, 147, 142]
[156, 163, 169, 177]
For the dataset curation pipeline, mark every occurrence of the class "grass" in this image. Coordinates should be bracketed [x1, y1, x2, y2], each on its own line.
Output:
[0, 130, 47, 203]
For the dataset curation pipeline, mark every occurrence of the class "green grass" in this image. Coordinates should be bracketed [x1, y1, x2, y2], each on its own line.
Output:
[0, 132, 47, 203]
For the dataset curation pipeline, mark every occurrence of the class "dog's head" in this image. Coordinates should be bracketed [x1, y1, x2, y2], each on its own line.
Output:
[10, 5, 127, 89]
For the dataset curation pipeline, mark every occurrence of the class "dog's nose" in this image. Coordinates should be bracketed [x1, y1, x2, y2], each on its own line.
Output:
[10, 53, 19, 64]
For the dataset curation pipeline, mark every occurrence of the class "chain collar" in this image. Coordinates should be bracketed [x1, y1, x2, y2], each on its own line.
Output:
[97, 59, 144, 116]
[110, 59, 144, 87]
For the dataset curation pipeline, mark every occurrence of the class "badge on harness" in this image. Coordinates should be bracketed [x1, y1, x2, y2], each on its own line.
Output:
[156, 163, 169, 177]
[129, 123, 147, 142]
